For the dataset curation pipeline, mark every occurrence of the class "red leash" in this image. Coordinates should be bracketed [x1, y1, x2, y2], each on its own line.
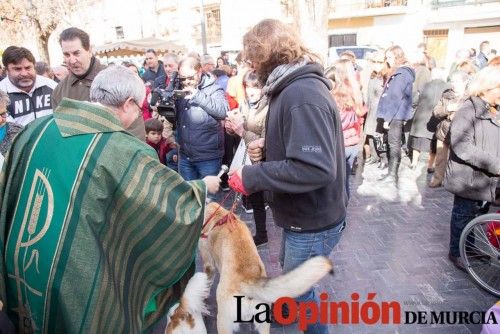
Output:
[200, 191, 239, 238]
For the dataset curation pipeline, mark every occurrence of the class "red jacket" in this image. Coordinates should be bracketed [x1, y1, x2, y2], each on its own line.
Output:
[146, 138, 171, 164]
[142, 86, 152, 120]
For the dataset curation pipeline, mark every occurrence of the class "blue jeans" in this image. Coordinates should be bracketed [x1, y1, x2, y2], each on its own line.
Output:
[279, 220, 346, 334]
[165, 148, 178, 172]
[178, 155, 221, 181]
[344, 145, 359, 199]
[449, 195, 488, 257]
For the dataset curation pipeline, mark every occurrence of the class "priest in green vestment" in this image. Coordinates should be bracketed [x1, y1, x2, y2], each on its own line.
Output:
[0, 65, 221, 333]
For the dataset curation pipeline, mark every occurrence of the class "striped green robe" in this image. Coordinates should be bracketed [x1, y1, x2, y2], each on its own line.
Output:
[0, 98, 206, 333]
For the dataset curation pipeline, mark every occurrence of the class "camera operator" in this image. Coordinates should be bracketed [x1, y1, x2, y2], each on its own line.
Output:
[153, 54, 179, 90]
[149, 54, 179, 146]
[175, 56, 228, 185]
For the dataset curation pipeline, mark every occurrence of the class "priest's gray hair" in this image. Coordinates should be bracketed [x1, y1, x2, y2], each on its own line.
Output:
[90, 65, 145, 107]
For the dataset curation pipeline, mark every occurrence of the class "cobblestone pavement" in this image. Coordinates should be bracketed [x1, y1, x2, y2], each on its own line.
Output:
[153, 159, 499, 334]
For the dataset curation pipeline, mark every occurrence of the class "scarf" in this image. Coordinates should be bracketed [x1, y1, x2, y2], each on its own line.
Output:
[0, 124, 7, 142]
[262, 59, 308, 97]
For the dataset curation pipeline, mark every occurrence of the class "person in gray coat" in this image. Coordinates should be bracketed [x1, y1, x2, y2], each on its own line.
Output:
[363, 51, 385, 166]
[443, 66, 500, 271]
[408, 78, 448, 169]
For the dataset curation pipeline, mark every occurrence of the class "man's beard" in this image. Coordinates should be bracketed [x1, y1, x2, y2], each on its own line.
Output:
[12, 76, 35, 90]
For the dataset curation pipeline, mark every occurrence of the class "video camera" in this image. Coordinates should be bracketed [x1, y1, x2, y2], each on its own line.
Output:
[150, 71, 188, 128]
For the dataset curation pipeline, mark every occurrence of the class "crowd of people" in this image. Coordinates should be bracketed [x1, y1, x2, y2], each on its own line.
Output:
[0, 20, 498, 333]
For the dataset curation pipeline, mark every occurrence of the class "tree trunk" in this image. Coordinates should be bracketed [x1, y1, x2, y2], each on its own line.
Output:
[36, 33, 51, 63]
[33, 20, 53, 63]
[291, 0, 330, 63]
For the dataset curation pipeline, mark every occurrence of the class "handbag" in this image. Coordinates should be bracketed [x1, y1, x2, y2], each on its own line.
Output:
[230, 140, 252, 171]
[373, 132, 388, 153]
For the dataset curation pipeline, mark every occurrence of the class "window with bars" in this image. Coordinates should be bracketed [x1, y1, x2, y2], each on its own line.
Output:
[115, 26, 124, 40]
[423, 29, 449, 37]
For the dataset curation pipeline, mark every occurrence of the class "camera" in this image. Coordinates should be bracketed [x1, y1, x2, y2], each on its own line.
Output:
[151, 71, 182, 127]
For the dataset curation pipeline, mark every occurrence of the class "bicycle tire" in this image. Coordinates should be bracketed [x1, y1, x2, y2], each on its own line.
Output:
[459, 213, 500, 297]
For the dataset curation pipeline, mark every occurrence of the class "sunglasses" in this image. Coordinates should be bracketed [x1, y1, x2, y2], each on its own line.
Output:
[178, 74, 197, 82]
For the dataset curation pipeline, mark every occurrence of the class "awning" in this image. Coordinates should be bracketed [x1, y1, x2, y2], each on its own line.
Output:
[93, 37, 186, 57]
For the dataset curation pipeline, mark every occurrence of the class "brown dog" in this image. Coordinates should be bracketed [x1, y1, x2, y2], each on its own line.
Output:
[199, 202, 333, 334]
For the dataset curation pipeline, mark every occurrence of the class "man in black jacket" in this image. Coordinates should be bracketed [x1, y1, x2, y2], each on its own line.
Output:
[176, 56, 228, 187]
[229, 19, 347, 334]
[142, 49, 166, 86]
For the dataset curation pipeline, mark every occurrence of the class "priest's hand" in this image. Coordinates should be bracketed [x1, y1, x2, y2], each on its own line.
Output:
[203, 175, 221, 194]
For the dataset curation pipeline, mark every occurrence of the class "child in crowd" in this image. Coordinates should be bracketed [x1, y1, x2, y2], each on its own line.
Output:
[145, 118, 173, 165]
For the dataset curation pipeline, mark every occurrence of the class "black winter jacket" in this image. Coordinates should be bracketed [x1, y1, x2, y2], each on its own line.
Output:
[444, 96, 500, 202]
[176, 74, 228, 162]
[243, 63, 348, 232]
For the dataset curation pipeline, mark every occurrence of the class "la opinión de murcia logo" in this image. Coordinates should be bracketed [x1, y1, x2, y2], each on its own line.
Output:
[233, 293, 498, 330]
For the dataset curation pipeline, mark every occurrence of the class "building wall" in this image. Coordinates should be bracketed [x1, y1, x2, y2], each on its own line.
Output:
[219, 0, 282, 51]
[328, 0, 500, 70]
[16, 0, 499, 68]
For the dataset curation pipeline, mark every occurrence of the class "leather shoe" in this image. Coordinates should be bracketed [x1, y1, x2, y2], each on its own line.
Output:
[448, 254, 467, 272]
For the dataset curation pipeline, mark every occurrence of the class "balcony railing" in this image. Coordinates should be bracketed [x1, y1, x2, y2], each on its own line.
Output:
[431, 0, 499, 8]
[331, 0, 408, 13]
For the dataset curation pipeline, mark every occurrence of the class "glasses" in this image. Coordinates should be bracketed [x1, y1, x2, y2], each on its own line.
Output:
[132, 100, 142, 111]
[178, 74, 197, 82]
[0, 112, 8, 119]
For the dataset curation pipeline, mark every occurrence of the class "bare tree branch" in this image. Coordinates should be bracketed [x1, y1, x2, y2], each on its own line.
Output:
[0, 0, 77, 62]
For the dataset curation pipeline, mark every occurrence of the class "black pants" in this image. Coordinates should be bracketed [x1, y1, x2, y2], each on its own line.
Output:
[387, 120, 404, 163]
[248, 191, 267, 237]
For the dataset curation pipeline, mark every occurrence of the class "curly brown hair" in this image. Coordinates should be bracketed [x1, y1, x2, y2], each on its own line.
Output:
[242, 19, 319, 85]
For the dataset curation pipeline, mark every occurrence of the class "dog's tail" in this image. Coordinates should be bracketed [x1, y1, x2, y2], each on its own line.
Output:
[180, 272, 211, 315]
[241, 256, 333, 303]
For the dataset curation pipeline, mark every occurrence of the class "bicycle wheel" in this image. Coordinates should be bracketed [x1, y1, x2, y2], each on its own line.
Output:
[460, 213, 500, 297]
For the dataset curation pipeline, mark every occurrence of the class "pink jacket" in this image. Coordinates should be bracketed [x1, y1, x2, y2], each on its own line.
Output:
[340, 107, 361, 147]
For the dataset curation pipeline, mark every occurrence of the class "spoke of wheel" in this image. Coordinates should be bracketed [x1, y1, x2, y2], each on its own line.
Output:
[463, 230, 492, 254]
[464, 240, 492, 259]
[475, 224, 498, 254]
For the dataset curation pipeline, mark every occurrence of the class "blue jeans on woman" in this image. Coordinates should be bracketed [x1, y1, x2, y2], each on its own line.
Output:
[449, 195, 489, 257]
[279, 220, 346, 334]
